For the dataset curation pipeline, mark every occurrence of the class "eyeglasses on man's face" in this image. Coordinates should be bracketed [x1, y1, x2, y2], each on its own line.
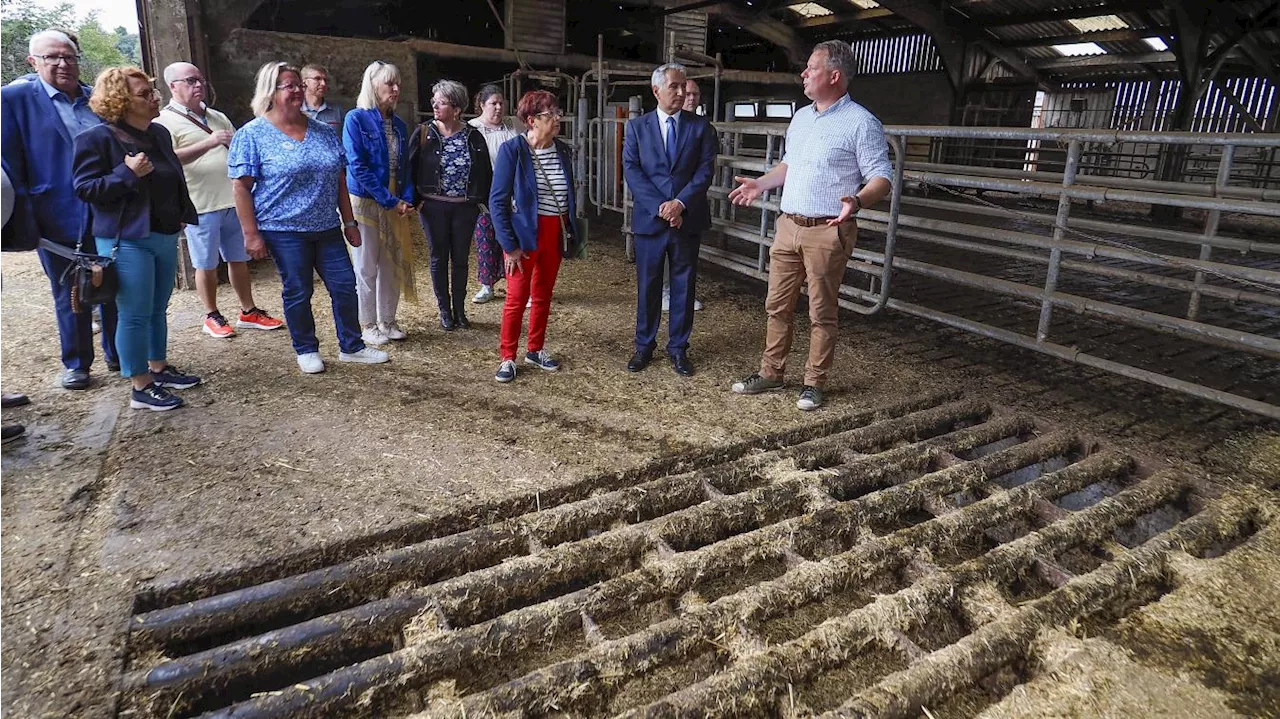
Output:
[34, 54, 80, 66]
[174, 77, 205, 86]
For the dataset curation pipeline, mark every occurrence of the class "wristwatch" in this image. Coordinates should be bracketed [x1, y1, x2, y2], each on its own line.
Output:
[343, 219, 358, 229]
[840, 195, 863, 213]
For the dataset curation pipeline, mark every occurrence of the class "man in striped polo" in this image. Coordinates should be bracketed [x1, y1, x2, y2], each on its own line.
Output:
[728, 40, 893, 411]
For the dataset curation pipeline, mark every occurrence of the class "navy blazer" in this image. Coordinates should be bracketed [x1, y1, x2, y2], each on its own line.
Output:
[0, 79, 96, 248]
[489, 135, 580, 256]
[622, 109, 717, 237]
[72, 123, 198, 241]
[343, 108, 413, 209]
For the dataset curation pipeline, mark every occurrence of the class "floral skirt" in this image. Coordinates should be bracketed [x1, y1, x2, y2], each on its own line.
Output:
[474, 209, 503, 287]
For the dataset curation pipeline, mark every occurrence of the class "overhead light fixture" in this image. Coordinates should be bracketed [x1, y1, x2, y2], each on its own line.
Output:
[1144, 36, 1168, 51]
[788, 2, 833, 18]
[1067, 15, 1128, 32]
[1052, 42, 1108, 56]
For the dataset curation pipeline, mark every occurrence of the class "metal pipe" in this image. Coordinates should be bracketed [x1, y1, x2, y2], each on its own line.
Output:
[900, 195, 1280, 255]
[713, 52, 722, 123]
[905, 160, 1280, 202]
[1188, 144, 1234, 320]
[883, 124, 1280, 147]
[1038, 139, 1081, 342]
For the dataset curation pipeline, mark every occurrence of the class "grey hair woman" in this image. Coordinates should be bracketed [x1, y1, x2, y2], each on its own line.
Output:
[406, 79, 493, 331]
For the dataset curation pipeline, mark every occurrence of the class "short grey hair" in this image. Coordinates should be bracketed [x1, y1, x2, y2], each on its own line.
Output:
[650, 62, 687, 89]
[432, 79, 468, 111]
[162, 61, 197, 85]
[28, 29, 78, 55]
[357, 61, 400, 110]
[813, 40, 856, 86]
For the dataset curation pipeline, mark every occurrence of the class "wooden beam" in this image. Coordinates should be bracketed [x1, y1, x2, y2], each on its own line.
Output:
[705, 1, 809, 65]
[1003, 28, 1170, 48]
[982, 1, 1164, 28]
[795, 7, 893, 29]
[1033, 51, 1174, 70]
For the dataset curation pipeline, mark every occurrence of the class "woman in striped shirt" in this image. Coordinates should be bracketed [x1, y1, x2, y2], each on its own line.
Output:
[488, 90, 581, 383]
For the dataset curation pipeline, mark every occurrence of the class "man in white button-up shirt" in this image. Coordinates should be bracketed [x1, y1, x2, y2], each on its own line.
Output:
[728, 40, 893, 411]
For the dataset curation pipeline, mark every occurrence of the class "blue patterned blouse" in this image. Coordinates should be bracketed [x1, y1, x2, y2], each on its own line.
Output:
[227, 117, 347, 233]
[438, 131, 470, 198]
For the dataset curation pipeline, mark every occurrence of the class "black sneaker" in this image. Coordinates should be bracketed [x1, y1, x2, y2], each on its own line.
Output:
[151, 365, 201, 389]
[130, 383, 184, 411]
[2, 424, 25, 443]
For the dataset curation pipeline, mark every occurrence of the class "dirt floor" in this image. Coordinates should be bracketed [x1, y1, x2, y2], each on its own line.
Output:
[2, 219, 1277, 718]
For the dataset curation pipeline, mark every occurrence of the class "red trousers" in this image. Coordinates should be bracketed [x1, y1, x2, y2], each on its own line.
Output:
[500, 214, 563, 360]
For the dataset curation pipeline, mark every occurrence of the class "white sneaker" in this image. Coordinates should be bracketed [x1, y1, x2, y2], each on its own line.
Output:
[526, 297, 532, 309]
[694, 298, 705, 311]
[361, 326, 389, 346]
[379, 322, 407, 340]
[661, 291, 671, 313]
[339, 347, 390, 364]
[473, 285, 494, 304]
[296, 352, 325, 374]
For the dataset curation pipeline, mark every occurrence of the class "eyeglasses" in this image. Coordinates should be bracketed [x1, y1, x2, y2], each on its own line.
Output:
[303, 76, 327, 84]
[535, 110, 563, 120]
[174, 77, 205, 86]
[133, 87, 160, 99]
[430, 99, 455, 108]
[276, 83, 304, 92]
[35, 54, 80, 66]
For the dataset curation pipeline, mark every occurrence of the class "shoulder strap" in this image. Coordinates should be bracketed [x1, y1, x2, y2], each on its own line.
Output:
[163, 105, 213, 134]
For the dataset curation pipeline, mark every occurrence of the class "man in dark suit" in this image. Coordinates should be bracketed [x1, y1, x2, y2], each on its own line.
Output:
[622, 63, 717, 377]
[1, 29, 118, 389]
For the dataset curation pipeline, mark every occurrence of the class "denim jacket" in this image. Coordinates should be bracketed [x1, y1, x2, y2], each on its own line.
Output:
[489, 135, 580, 256]
[342, 108, 412, 209]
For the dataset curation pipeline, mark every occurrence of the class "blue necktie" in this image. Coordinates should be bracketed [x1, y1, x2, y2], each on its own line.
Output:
[665, 116, 677, 166]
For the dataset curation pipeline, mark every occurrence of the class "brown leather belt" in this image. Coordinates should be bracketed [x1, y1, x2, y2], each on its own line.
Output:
[782, 213, 837, 228]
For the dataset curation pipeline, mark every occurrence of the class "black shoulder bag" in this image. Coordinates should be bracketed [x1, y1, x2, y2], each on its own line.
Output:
[528, 139, 586, 259]
[42, 125, 152, 313]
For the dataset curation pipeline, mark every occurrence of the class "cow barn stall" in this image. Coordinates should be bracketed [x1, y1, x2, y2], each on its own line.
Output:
[1, 1, 1278, 718]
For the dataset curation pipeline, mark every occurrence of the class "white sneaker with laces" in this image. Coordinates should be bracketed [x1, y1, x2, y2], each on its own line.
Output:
[661, 290, 671, 313]
[361, 326, 389, 345]
[473, 285, 494, 304]
[694, 298, 705, 311]
[296, 352, 325, 374]
[339, 347, 390, 364]
[379, 322, 407, 340]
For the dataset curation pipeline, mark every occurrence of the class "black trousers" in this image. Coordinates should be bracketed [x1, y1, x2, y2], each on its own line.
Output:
[420, 199, 480, 318]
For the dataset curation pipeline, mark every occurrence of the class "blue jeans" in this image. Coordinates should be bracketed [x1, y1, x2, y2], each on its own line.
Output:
[261, 229, 364, 355]
[37, 245, 119, 371]
[96, 233, 177, 378]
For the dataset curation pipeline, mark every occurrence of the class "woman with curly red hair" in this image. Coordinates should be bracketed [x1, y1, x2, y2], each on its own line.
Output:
[73, 66, 201, 411]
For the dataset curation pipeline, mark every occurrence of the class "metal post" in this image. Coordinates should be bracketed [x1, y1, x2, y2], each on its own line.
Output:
[597, 34, 605, 217]
[624, 95, 643, 262]
[713, 52, 722, 122]
[1036, 139, 1081, 343]
[576, 81, 588, 219]
[667, 30, 676, 63]
[1187, 144, 1234, 321]
[758, 134, 775, 272]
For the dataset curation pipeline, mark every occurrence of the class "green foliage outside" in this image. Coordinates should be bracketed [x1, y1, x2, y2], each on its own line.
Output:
[1, 0, 141, 86]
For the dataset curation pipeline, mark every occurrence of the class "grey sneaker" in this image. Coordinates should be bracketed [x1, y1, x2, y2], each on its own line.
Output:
[797, 385, 824, 411]
[731, 372, 784, 395]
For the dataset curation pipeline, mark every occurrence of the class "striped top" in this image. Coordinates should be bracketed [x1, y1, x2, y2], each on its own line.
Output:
[779, 94, 892, 217]
[531, 146, 569, 216]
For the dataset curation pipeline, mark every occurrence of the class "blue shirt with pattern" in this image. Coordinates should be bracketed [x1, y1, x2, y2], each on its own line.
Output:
[227, 117, 347, 233]
[438, 132, 470, 197]
[779, 94, 893, 217]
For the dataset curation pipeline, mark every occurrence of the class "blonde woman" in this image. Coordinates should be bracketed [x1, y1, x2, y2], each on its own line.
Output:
[467, 84, 518, 304]
[228, 62, 389, 374]
[72, 67, 200, 410]
[343, 61, 415, 345]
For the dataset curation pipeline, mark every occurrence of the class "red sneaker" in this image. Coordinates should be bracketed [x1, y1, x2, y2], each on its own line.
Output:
[237, 307, 284, 330]
[202, 312, 235, 338]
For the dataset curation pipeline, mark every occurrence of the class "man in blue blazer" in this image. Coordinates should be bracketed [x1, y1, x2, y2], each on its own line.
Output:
[1, 29, 118, 389]
[622, 63, 717, 377]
